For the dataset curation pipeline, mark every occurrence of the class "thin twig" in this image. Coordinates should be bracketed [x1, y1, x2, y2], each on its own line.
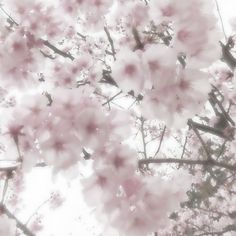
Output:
[77, 32, 86, 40]
[1, 176, 9, 204]
[102, 91, 122, 106]
[132, 27, 144, 50]
[25, 198, 50, 226]
[0, 6, 19, 26]
[180, 136, 188, 159]
[104, 26, 116, 61]
[216, 140, 227, 160]
[214, 0, 227, 41]
[188, 119, 212, 161]
[140, 117, 148, 159]
[153, 126, 166, 157]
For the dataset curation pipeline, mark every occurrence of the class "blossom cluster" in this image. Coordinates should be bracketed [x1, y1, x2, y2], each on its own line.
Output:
[0, 0, 230, 235]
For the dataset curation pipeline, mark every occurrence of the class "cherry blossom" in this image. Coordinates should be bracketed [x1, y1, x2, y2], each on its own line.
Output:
[0, 0, 236, 235]
[111, 48, 146, 93]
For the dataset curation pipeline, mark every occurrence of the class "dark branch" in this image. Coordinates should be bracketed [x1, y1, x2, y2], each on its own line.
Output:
[42, 40, 74, 61]
[139, 158, 236, 171]
[153, 126, 166, 157]
[104, 26, 116, 61]
[220, 40, 236, 70]
[1, 204, 35, 236]
[188, 119, 212, 160]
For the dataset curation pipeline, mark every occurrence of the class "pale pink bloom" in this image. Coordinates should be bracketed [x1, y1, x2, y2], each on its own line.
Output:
[81, 0, 112, 15]
[94, 144, 137, 177]
[107, 109, 132, 141]
[122, 176, 143, 198]
[106, 175, 189, 236]
[29, 215, 43, 233]
[112, 1, 149, 29]
[19, 93, 49, 130]
[209, 63, 233, 83]
[21, 6, 65, 40]
[111, 48, 145, 93]
[6, 0, 36, 16]
[40, 132, 82, 172]
[0, 29, 40, 88]
[142, 44, 177, 84]
[81, 167, 119, 205]
[142, 67, 210, 127]
[6, 0, 65, 40]
[173, 15, 220, 67]
[61, 0, 112, 30]
[149, 0, 180, 22]
[76, 106, 107, 149]
[49, 191, 65, 209]
[20, 137, 41, 172]
[50, 55, 92, 88]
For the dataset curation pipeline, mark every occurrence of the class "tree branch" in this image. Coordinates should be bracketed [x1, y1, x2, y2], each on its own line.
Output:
[42, 40, 74, 61]
[153, 126, 166, 157]
[139, 158, 236, 171]
[188, 119, 212, 161]
[1, 204, 35, 236]
[104, 26, 116, 61]
[140, 117, 148, 159]
[220, 40, 236, 70]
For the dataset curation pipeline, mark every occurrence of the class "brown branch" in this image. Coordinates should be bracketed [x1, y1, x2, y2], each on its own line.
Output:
[40, 50, 55, 60]
[0, 166, 18, 172]
[100, 70, 119, 87]
[153, 126, 166, 157]
[82, 148, 91, 160]
[220, 40, 236, 70]
[1, 204, 35, 236]
[180, 136, 188, 159]
[188, 120, 231, 140]
[77, 32, 86, 40]
[0, 6, 19, 26]
[132, 27, 144, 50]
[35, 162, 47, 167]
[102, 91, 122, 106]
[42, 40, 74, 61]
[210, 91, 235, 126]
[140, 117, 148, 159]
[104, 26, 116, 61]
[195, 224, 236, 236]
[188, 119, 212, 161]
[139, 158, 236, 171]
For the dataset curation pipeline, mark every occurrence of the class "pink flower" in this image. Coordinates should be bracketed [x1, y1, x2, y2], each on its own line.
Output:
[40, 132, 82, 172]
[49, 191, 65, 209]
[112, 48, 145, 93]
[142, 44, 177, 84]
[142, 67, 210, 127]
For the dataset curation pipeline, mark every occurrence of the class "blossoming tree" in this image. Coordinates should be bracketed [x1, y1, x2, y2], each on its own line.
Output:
[0, 0, 236, 235]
